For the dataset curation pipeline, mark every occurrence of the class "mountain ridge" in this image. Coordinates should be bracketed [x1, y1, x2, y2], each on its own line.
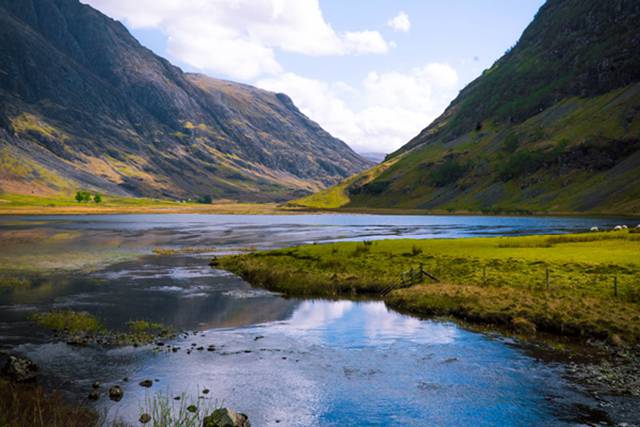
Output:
[0, 0, 371, 201]
[296, 0, 640, 214]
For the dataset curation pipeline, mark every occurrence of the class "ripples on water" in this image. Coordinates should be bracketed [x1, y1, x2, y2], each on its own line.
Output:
[0, 214, 628, 425]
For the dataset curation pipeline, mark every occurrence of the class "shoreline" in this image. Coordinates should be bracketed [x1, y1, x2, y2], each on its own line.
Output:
[2, 204, 640, 218]
[2, 194, 640, 218]
[216, 231, 640, 399]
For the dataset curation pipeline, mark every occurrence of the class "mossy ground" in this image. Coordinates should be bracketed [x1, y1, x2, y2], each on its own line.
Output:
[218, 230, 640, 344]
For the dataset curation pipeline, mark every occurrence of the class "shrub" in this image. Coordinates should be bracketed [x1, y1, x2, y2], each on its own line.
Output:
[75, 191, 92, 202]
[196, 195, 212, 204]
[93, 194, 102, 203]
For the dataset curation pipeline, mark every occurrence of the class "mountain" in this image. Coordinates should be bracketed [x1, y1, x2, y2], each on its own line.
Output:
[0, 0, 371, 202]
[358, 152, 387, 164]
[296, 0, 640, 214]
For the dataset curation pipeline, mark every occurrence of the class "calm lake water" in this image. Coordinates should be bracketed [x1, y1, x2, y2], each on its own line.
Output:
[0, 214, 632, 425]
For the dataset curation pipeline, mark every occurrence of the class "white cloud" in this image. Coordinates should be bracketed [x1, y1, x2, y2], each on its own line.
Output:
[387, 11, 411, 33]
[258, 63, 459, 153]
[343, 31, 390, 54]
[84, 0, 390, 80]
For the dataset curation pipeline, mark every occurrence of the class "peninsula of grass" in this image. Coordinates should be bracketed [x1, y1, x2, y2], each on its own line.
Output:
[217, 230, 640, 345]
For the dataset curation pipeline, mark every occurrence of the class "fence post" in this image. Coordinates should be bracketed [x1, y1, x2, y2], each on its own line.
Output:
[482, 266, 487, 285]
[545, 267, 550, 291]
[614, 275, 618, 297]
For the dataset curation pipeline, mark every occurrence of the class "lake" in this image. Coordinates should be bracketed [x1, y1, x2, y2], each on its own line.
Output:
[0, 214, 630, 425]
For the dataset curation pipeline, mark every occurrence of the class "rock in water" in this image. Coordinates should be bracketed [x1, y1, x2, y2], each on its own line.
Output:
[139, 413, 151, 424]
[139, 379, 153, 388]
[108, 385, 123, 402]
[2, 355, 38, 383]
[203, 408, 250, 427]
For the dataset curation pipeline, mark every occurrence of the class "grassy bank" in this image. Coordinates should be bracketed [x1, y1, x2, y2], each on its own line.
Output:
[0, 378, 98, 427]
[0, 193, 298, 215]
[218, 230, 640, 345]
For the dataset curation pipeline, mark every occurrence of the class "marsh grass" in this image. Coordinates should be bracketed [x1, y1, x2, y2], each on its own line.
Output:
[219, 231, 640, 343]
[29, 311, 173, 346]
[30, 310, 104, 334]
[0, 378, 98, 427]
[139, 391, 220, 427]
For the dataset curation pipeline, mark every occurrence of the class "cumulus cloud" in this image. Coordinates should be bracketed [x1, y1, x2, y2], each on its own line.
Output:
[387, 11, 411, 33]
[84, 0, 389, 79]
[258, 63, 459, 153]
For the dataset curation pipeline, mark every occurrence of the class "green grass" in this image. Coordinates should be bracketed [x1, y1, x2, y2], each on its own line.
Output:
[139, 391, 221, 427]
[218, 230, 640, 344]
[30, 310, 104, 334]
[289, 160, 397, 209]
[30, 310, 174, 346]
[0, 193, 183, 208]
[316, 83, 640, 215]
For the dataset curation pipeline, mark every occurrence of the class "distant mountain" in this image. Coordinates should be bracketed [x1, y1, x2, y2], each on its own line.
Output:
[358, 152, 387, 164]
[296, 0, 640, 214]
[0, 0, 371, 201]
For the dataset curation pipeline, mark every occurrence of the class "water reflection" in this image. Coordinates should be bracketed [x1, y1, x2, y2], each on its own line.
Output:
[16, 300, 587, 426]
[0, 214, 624, 425]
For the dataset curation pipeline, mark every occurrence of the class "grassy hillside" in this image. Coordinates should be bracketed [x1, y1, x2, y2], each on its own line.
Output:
[311, 0, 640, 215]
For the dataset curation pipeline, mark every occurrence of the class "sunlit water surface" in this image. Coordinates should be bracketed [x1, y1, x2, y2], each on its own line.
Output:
[0, 214, 630, 425]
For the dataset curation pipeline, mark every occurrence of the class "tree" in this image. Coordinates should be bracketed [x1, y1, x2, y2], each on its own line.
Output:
[75, 191, 91, 202]
[196, 195, 212, 204]
[93, 194, 102, 203]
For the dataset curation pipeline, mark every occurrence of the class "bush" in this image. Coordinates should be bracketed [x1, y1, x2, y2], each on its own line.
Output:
[196, 195, 212, 204]
[93, 194, 101, 203]
[75, 191, 92, 202]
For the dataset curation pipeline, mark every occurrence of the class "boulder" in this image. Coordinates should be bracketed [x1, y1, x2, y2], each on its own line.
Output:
[2, 355, 38, 383]
[88, 389, 100, 401]
[139, 413, 151, 424]
[108, 385, 123, 401]
[203, 408, 250, 427]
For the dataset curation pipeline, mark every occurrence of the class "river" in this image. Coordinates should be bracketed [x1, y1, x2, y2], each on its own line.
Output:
[0, 214, 631, 425]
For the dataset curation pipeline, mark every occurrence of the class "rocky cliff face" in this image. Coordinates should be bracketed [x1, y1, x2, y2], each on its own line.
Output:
[0, 0, 371, 201]
[337, 0, 640, 214]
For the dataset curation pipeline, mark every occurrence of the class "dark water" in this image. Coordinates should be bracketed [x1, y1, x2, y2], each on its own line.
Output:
[0, 214, 631, 426]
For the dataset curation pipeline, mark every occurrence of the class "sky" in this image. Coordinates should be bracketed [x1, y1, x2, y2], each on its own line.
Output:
[83, 0, 545, 154]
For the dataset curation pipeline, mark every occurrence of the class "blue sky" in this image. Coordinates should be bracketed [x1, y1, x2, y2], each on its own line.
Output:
[85, 0, 545, 153]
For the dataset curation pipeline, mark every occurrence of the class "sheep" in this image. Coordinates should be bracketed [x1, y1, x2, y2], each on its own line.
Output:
[614, 225, 623, 231]
[590, 226, 599, 232]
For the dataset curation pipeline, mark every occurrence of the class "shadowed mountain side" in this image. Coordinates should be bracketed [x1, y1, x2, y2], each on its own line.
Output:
[0, 0, 371, 201]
